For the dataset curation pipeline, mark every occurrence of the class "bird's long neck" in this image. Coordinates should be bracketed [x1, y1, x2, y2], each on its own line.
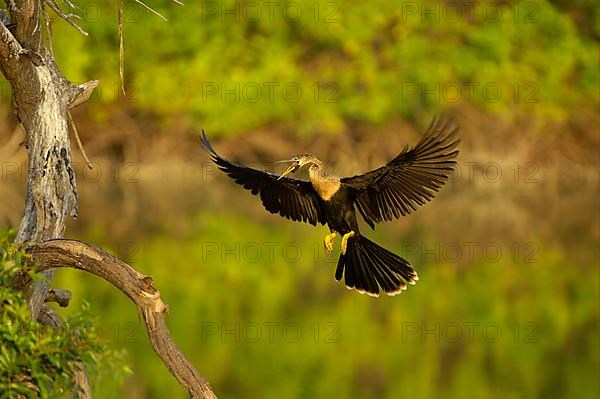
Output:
[308, 160, 341, 201]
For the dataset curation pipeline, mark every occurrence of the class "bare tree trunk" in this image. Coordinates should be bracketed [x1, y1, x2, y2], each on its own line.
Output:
[2, 3, 217, 397]
[1, 1, 83, 320]
[14, 49, 80, 318]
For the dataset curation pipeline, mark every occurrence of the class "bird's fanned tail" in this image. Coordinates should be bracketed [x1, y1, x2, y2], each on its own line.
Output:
[335, 234, 418, 297]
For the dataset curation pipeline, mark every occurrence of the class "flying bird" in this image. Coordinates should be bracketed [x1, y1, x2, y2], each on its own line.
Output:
[200, 116, 459, 297]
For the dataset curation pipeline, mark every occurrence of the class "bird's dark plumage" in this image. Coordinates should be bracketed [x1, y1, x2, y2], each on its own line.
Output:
[341, 116, 460, 229]
[200, 116, 460, 297]
[201, 132, 325, 226]
[336, 234, 418, 296]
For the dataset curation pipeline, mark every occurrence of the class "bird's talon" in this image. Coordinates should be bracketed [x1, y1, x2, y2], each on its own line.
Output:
[341, 231, 355, 255]
[323, 232, 336, 256]
[324, 240, 333, 256]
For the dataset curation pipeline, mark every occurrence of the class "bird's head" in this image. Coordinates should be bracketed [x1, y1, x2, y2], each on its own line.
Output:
[277, 153, 321, 180]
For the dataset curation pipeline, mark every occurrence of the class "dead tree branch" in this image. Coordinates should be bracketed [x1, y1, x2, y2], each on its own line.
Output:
[45, 287, 72, 307]
[43, 0, 88, 36]
[1, 1, 80, 321]
[27, 239, 218, 399]
[0, 18, 23, 58]
[2, 2, 216, 397]
[70, 79, 99, 108]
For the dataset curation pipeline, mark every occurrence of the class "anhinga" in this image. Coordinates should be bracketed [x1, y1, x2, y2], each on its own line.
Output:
[200, 116, 460, 297]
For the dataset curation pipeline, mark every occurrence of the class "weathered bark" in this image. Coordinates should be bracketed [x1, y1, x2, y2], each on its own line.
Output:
[2, 2, 218, 397]
[1, 1, 82, 320]
[28, 239, 218, 399]
[45, 287, 72, 307]
[2, 3, 99, 397]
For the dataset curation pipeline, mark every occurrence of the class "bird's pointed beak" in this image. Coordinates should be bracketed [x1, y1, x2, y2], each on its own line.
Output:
[277, 160, 299, 180]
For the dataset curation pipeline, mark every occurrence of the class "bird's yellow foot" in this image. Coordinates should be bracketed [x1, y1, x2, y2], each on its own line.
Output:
[341, 231, 355, 255]
[323, 232, 337, 256]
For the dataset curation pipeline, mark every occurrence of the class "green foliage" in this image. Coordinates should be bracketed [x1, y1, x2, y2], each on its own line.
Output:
[1, 1, 597, 397]
[0, 230, 130, 398]
[45, 0, 598, 136]
[53, 212, 600, 399]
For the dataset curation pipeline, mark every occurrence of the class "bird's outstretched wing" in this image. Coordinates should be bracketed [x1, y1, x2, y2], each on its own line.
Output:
[341, 116, 460, 229]
[201, 131, 326, 226]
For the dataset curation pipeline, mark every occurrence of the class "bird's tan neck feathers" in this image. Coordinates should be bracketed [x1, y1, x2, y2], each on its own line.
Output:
[308, 162, 340, 201]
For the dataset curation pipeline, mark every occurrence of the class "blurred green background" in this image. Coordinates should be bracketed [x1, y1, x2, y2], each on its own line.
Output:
[1, 0, 598, 398]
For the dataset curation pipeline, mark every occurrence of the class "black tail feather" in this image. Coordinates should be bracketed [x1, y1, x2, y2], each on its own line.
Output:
[335, 234, 418, 297]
